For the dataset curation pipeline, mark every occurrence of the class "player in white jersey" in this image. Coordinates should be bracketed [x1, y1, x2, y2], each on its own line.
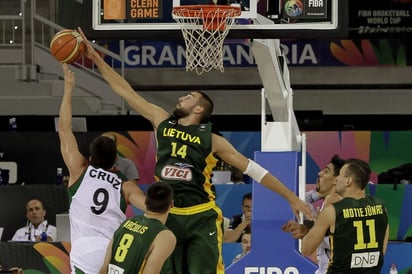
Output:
[282, 155, 345, 274]
[58, 64, 146, 274]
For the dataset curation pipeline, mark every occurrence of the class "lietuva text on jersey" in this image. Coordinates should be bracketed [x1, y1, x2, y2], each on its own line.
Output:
[342, 205, 384, 218]
[162, 128, 201, 144]
[122, 219, 148, 234]
[88, 168, 121, 189]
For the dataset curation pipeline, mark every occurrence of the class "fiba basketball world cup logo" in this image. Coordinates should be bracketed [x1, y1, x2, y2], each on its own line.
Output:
[284, 0, 304, 18]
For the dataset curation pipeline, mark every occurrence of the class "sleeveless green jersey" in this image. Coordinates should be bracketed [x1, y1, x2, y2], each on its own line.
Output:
[155, 118, 219, 208]
[109, 215, 169, 273]
[327, 195, 388, 274]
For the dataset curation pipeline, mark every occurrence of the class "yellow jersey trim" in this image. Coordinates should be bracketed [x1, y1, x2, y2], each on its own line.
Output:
[170, 201, 215, 215]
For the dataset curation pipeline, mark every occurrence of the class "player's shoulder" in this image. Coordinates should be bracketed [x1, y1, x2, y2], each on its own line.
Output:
[324, 193, 342, 206]
[156, 229, 176, 245]
[211, 123, 223, 136]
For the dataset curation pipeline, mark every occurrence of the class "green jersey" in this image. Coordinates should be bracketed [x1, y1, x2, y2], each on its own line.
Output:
[155, 118, 219, 208]
[327, 195, 388, 274]
[109, 215, 169, 273]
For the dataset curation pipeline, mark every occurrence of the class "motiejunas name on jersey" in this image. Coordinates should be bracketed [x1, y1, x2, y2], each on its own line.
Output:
[162, 128, 201, 144]
[342, 205, 384, 219]
[122, 219, 148, 234]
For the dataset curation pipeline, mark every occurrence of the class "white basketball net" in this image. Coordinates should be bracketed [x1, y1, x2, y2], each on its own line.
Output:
[172, 5, 241, 75]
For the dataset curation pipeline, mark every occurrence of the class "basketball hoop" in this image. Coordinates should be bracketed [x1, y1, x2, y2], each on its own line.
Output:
[172, 5, 241, 75]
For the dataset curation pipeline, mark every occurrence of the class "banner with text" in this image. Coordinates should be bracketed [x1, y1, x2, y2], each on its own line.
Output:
[103, 0, 164, 21]
[348, 0, 412, 39]
[102, 39, 412, 67]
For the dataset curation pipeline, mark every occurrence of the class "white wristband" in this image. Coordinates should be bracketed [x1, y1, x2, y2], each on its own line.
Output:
[244, 159, 269, 183]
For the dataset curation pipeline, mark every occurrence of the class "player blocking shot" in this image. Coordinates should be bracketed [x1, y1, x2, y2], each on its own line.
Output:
[77, 26, 313, 274]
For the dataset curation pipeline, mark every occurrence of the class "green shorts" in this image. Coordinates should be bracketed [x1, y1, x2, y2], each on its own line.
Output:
[162, 202, 225, 274]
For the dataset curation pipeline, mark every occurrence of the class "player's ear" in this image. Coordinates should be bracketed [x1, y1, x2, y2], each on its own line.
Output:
[346, 176, 353, 186]
[194, 105, 204, 114]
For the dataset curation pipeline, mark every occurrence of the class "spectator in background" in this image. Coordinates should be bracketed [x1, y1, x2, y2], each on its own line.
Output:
[224, 192, 252, 242]
[101, 132, 140, 183]
[232, 228, 251, 264]
[11, 199, 56, 242]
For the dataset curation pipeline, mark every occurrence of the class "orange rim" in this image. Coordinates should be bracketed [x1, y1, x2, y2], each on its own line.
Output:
[172, 5, 241, 19]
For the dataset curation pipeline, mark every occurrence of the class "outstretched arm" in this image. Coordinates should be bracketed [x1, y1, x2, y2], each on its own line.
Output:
[77, 27, 169, 128]
[122, 180, 146, 212]
[58, 64, 88, 187]
[213, 134, 313, 220]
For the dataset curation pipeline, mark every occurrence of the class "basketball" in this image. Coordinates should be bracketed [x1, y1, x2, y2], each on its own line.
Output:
[50, 29, 85, 64]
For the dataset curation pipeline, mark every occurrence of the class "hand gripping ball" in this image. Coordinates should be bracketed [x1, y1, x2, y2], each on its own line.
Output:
[50, 29, 85, 64]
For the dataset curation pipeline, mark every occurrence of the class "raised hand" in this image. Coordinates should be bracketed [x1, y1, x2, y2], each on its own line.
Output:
[76, 27, 97, 60]
[290, 197, 314, 221]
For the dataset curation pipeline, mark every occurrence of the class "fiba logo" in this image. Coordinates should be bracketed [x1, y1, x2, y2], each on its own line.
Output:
[308, 0, 323, 7]
[284, 0, 304, 17]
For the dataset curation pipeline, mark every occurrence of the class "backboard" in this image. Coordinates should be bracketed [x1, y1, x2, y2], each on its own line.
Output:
[85, 0, 348, 39]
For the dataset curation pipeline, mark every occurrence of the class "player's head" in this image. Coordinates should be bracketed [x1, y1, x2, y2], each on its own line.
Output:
[343, 158, 371, 190]
[145, 181, 174, 213]
[89, 136, 117, 170]
[316, 154, 345, 195]
[330, 154, 346, 176]
[335, 158, 371, 195]
[173, 90, 214, 122]
[101, 132, 117, 145]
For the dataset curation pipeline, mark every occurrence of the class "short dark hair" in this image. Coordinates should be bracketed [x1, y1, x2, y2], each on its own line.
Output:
[240, 227, 252, 242]
[243, 227, 251, 235]
[242, 192, 252, 202]
[196, 91, 214, 122]
[27, 198, 46, 210]
[145, 181, 173, 213]
[344, 158, 371, 190]
[330, 154, 345, 176]
[89, 136, 117, 170]
[101, 132, 117, 144]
